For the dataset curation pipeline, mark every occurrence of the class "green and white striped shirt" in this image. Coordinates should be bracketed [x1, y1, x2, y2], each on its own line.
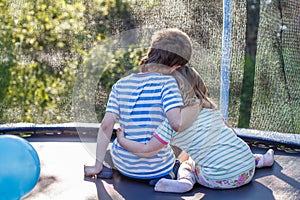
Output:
[154, 108, 255, 180]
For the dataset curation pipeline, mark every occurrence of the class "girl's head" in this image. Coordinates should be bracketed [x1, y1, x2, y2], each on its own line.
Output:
[141, 28, 192, 72]
[173, 66, 217, 109]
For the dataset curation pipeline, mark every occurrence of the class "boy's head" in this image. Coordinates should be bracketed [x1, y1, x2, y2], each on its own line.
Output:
[141, 28, 192, 71]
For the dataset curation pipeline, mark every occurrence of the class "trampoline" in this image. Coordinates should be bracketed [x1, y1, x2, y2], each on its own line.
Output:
[0, 0, 299, 199]
[0, 123, 299, 200]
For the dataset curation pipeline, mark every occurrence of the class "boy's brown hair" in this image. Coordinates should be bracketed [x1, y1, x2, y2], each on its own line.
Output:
[141, 28, 192, 72]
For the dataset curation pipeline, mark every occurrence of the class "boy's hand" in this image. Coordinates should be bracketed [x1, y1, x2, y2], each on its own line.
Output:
[84, 164, 103, 177]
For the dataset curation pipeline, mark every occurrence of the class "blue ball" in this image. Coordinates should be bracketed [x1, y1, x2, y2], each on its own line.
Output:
[0, 135, 40, 200]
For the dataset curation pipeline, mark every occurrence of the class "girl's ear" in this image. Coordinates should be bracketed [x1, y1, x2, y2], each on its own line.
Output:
[169, 64, 181, 73]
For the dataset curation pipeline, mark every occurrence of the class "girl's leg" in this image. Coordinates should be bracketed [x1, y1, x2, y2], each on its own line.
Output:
[177, 150, 189, 163]
[154, 160, 196, 193]
[254, 149, 274, 168]
[195, 166, 255, 189]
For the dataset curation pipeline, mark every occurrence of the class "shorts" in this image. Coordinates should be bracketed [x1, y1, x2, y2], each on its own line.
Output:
[179, 158, 255, 189]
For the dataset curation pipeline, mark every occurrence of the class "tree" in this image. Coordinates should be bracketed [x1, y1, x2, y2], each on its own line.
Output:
[0, 0, 136, 123]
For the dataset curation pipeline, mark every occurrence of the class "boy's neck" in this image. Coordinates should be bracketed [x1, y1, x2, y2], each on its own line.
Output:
[142, 64, 171, 75]
[137, 72, 153, 75]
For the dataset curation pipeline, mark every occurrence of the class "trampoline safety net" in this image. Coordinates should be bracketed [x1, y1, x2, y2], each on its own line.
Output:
[229, 0, 299, 133]
[129, 0, 300, 134]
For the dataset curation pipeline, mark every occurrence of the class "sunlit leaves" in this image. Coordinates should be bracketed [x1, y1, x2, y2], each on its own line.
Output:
[0, 0, 137, 123]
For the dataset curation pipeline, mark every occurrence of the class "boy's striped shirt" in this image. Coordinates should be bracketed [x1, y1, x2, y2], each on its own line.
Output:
[107, 72, 183, 179]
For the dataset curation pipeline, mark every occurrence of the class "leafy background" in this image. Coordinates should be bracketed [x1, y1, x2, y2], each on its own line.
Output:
[0, 0, 299, 133]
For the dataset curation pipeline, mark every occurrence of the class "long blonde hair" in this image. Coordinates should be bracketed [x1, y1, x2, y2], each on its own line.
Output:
[172, 66, 217, 109]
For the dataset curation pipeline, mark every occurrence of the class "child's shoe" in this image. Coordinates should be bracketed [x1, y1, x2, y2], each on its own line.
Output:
[96, 165, 113, 179]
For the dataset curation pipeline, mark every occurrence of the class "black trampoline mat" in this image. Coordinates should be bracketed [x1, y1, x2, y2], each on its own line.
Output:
[22, 137, 299, 200]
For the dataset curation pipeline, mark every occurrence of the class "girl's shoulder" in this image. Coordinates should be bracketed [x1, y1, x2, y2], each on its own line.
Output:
[200, 108, 223, 118]
[200, 108, 220, 113]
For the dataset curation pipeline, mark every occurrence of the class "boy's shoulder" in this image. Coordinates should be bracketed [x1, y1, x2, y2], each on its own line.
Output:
[117, 72, 175, 83]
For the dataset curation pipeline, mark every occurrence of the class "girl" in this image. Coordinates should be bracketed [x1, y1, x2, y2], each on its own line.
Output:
[117, 66, 274, 192]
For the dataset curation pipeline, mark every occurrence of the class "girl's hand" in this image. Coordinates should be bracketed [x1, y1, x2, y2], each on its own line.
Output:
[116, 126, 125, 141]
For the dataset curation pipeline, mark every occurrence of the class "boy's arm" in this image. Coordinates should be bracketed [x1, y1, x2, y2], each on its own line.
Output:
[166, 103, 200, 132]
[84, 112, 116, 176]
[117, 127, 165, 158]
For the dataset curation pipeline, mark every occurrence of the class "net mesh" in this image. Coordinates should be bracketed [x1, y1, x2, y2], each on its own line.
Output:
[129, 0, 223, 111]
[129, 0, 299, 134]
[229, 0, 300, 133]
[2, 0, 299, 134]
[251, 0, 300, 133]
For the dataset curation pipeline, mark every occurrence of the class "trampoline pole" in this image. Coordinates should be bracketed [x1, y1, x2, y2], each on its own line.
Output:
[220, 0, 232, 120]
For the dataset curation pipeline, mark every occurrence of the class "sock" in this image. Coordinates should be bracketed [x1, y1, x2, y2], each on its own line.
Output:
[263, 149, 275, 167]
[154, 178, 193, 193]
[255, 149, 274, 168]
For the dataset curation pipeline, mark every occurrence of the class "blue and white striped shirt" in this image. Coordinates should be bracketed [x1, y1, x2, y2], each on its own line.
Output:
[107, 72, 183, 179]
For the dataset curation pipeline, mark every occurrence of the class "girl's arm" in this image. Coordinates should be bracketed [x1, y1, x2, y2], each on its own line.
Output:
[117, 127, 165, 158]
[166, 102, 200, 132]
[177, 150, 189, 162]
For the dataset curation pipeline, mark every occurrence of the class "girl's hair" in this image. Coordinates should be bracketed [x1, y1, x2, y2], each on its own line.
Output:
[172, 66, 217, 109]
[140, 28, 192, 72]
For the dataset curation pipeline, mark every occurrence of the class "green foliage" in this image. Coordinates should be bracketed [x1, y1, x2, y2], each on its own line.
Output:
[0, 0, 85, 123]
[0, 0, 135, 123]
[238, 56, 255, 129]
[100, 47, 145, 91]
[2, 63, 74, 123]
